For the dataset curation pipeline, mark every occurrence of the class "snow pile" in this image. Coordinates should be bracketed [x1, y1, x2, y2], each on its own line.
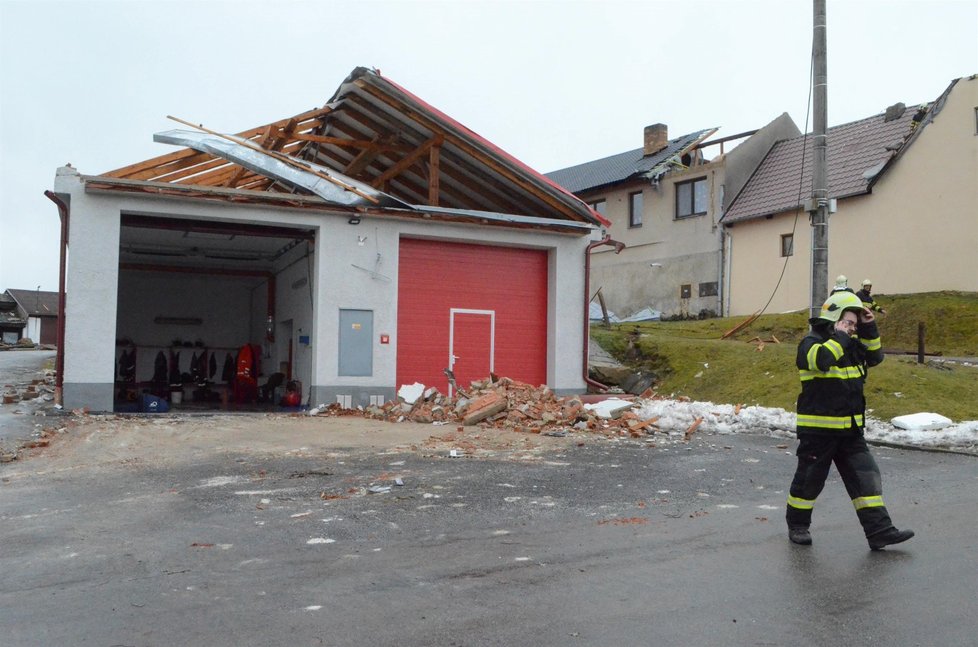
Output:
[633, 398, 978, 454]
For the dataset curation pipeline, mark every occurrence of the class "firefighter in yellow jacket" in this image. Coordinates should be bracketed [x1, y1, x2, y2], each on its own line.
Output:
[786, 291, 914, 550]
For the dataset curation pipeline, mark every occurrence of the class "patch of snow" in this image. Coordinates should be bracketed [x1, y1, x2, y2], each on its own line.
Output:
[631, 397, 977, 454]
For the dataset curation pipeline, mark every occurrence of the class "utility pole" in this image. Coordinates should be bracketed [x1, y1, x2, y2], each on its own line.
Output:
[809, 0, 829, 317]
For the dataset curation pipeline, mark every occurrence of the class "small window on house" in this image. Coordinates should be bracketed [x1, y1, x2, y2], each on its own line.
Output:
[628, 191, 643, 227]
[781, 233, 794, 257]
[588, 199, 607, 217]
[699, 282, 718, 297]
[680, 284, 692, 299]
[974, 107, 978, 134]
[676, 178, 708, 219]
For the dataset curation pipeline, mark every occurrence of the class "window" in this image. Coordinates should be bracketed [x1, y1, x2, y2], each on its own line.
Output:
[781, 233, 794, 257]
[974, 107, 978, 134]
[676, 177, 708, 218]
[588, 199, 607, 217]
[628, 191, 643, 227]
[699, 282, 718, 297]
[680, 284, 692, 299]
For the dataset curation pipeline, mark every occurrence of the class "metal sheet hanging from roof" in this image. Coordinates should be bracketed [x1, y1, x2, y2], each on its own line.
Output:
[153, 129, 413, 209]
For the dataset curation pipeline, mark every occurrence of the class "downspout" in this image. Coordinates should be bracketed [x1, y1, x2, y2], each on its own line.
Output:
[44, 190, 69, 406]
[584, 235, 626, 392]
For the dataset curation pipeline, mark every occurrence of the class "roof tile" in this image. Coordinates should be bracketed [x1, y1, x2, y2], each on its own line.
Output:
[723, 109, 918, 223]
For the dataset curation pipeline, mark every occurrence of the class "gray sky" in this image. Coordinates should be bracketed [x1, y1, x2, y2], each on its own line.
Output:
[1, 0, 976, 292]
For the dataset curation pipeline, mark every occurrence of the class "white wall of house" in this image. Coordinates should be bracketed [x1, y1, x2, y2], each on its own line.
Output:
[54, 166, 594, 411]
[726, 76, 978, 316]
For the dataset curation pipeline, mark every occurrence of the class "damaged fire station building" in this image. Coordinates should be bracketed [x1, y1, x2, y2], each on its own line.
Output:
[49, 67, 610, 413]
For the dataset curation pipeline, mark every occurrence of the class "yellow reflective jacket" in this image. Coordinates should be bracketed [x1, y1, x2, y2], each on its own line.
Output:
[795, 320, 883, 435]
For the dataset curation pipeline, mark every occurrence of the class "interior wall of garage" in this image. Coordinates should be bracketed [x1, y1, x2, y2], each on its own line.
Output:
[116, 270, 256, 383]
[268, 242, 315, 399]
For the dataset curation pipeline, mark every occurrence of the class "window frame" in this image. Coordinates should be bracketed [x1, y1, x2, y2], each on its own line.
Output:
[628, 191, 643, 228]
[588, 199, 607, 218]
[781, 233, 794, 257]
[675, 177, 708, 219]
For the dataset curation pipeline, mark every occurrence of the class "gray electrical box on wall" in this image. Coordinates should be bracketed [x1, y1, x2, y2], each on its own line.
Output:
[338, 309, 373, 376]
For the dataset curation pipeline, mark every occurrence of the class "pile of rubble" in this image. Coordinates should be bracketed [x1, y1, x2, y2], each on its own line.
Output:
[310, 376, 675, 439]
[1, 370, 56, 406]
[0, 337, 38, 351]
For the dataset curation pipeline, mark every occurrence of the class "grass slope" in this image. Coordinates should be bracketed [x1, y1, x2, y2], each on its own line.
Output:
[591, 291, 978, 422]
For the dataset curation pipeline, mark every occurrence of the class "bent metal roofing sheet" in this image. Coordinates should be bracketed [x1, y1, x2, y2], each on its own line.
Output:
[99, 67, 606, 230]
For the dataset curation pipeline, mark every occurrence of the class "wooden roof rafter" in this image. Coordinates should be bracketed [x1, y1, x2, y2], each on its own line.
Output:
[353, 80, 590, 222]
[102, 106, 334, 182]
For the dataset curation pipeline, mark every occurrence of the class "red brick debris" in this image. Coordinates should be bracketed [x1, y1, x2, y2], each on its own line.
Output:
[309, 376, 669, 438]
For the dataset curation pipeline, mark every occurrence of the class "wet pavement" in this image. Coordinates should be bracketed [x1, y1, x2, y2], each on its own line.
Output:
[2, 419, 976, 646]
[0, 349, 57, 450]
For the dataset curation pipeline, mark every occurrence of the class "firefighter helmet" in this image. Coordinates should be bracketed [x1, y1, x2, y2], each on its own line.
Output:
[834, 275, 848, 289]
[818, 291, 864, 323]
[862, 278, 872, 287]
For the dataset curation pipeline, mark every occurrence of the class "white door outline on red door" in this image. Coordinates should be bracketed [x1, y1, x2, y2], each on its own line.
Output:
[448, 308, 495, 397]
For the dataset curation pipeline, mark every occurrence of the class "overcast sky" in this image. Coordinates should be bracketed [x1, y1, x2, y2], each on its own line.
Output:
[1, 0, 975, 292]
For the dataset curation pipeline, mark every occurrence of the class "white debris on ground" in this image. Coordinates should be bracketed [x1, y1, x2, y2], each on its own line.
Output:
[633, 397, 978, 454]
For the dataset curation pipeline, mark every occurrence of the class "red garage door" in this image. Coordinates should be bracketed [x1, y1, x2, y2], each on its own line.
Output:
[397, 238, 548, 394]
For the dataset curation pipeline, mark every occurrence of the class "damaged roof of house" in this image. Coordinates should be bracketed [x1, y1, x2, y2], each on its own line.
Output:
[95, 67, 606, 230]
[5, 289, 60, 317]
[544, 128, 717, 195]
[722, 96, 940, 224]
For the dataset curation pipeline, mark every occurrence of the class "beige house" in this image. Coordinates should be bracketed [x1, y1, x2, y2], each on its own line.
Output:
[723, 74, 978, 316]
[547, 115, 798, 319]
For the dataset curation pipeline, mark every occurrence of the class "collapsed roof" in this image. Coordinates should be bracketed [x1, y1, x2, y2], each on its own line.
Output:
[96, 67, 606, 232]
[545, 128, 718, 195]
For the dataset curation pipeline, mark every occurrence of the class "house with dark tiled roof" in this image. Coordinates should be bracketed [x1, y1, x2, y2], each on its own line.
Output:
[1, 289, 60, 345]
[721, 74, 978, 316]
[547, 114, 799, 319]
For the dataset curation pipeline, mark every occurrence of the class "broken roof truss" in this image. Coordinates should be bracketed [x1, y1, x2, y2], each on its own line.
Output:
[101, 67, 604, 229]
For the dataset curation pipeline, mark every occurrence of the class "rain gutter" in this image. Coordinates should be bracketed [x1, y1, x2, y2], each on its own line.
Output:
[43, 190, 69, 404]
[584, 235, 625, 392]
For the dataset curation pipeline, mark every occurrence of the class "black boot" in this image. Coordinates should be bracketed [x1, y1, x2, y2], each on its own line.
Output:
[789, 526, 812, 545]
[868, 527, 915, 551]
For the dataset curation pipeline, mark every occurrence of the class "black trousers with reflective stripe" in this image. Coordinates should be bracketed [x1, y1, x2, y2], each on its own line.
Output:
[786, 433, 893, 536]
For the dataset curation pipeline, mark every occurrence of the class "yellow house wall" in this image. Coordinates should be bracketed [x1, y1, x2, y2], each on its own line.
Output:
[727, 76, 978, 316]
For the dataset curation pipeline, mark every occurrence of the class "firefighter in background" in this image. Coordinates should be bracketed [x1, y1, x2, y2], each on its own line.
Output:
[856, 278, 886, 314]
[830, 274, 854, 294]
[786, 291, 914, 550]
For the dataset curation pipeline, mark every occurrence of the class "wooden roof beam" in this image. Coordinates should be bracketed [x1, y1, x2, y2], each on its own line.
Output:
[371, 135, 443, 188]
[355, 83, 586, 222]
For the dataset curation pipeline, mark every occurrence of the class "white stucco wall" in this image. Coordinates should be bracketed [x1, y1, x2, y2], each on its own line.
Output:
[53, 166, 594, 410]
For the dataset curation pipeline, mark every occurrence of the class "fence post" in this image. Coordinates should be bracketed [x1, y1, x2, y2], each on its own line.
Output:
[917, 322, 925, 364]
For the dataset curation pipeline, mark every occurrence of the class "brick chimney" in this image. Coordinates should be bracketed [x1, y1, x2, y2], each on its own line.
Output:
[644, 123, 668, 156]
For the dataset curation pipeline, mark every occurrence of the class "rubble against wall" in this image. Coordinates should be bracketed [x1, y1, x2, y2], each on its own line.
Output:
[309, 376, 672, 439]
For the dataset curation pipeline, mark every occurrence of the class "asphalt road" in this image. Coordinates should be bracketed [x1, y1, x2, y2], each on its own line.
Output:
[0, 349, 56, 448]
[2, 423, 976, 646]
